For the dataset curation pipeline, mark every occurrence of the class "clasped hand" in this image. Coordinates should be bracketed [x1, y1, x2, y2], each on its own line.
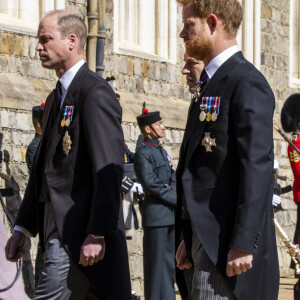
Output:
[79, 235, 105, 267]
[175, 240, 253, 277]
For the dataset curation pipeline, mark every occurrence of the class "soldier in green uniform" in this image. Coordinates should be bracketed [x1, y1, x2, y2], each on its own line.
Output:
[26, 104, 44, 171]
[25, 103, 44, 287]
[134, 110, 176, 300]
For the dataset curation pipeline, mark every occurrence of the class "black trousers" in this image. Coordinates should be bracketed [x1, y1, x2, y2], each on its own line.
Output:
[143, 225, 175, 300]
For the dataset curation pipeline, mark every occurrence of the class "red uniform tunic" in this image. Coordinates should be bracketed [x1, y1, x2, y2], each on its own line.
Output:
[288, 133, 300, 203]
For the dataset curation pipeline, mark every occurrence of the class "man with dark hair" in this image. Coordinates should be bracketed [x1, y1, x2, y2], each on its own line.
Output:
[5, 10, 131, 300]
[175, 1, 279, 299]
[26, 104, 44, 171]
[134, 110, 176, 300]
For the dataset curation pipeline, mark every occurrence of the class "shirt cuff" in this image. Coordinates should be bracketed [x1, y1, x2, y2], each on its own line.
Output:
[14, 225, 33, 237]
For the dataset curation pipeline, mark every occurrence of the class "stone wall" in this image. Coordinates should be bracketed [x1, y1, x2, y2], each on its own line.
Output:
[0, 0, 299, 299]
[0, 1, 88, 298]
[261, 0, 300, 276]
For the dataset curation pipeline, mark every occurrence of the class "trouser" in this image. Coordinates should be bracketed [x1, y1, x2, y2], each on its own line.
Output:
[143, 225, 176, 300]
[188, 231, 236, 300]
[34, 203, 101, 300]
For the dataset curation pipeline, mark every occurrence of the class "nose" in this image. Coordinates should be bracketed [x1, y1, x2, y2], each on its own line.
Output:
[182, 65, 190, 75]
[35, 42, 42, 52]
[180, 26, 187, 39]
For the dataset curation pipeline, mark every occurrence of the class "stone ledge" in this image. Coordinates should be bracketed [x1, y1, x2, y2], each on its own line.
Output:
[119, 91, 189, 130]
[0, 73, 55, 110]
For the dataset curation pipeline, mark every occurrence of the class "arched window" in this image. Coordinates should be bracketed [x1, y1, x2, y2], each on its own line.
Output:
[114, 0, 177, 63]
[0, 0, 65, 31]
[237, 0, 261, 69]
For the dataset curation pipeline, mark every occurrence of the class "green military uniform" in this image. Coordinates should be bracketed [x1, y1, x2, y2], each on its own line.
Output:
[26, 133, 42, 171]
[134, 111, 176, 300]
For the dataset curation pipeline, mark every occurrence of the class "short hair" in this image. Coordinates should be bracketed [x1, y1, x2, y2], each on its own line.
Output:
[46, 10, 87, 51]
[139, 125, 146, 134]
[177, 0, 243, 38]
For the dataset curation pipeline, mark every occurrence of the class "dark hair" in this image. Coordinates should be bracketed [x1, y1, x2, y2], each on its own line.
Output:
[281, 94, 300, 132]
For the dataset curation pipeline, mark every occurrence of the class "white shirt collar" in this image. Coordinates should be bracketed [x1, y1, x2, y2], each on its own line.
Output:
[58, 59, 85, 107]
[59, 59, 85, 92]
[205, 45, 239, 79]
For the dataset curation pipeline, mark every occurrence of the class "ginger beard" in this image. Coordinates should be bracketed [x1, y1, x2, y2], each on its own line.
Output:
[186, 28, 213, 62]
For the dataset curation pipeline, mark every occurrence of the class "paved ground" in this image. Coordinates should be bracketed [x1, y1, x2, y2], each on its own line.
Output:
[279, 277, 297, 300]
[175, 277, 297, 299]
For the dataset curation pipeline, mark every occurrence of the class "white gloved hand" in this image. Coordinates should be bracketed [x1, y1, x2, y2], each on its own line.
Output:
[272, 194, 281, 207]
[131, 182, 144, 194]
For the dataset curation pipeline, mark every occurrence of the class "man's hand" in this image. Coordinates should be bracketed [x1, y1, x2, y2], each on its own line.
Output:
[79, 235, 105, 267]
[226, 248, 253, 277]
[5, 230, 26, 262]
[176, 240, 192, 270]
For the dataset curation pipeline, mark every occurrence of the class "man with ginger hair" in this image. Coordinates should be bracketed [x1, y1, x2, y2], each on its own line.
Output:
[5, 10, 131, 299]
[175, 1, 279, 299]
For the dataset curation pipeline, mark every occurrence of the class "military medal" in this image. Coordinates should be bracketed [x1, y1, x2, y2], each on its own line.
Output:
[61, 106, 74, 155]
[211, 108, 218, 122]
[211, 97, 220, 122]
[194, 86, 201, 100]
[206, 111, 212, 122]
[201, 132, 216, 152]
[61, 106, 68, 127]
[199, 104, 207, 121]
[166, 155, 173, 167]
[62, 131, 72, 155]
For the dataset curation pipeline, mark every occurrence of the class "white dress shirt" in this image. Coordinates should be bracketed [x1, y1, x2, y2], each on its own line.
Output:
[59, 59, 85, 107]
[205, 45, 239, 79]
[14, 59, 86, 236]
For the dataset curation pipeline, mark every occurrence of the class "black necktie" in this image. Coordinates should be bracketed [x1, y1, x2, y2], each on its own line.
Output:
[55, 80, 62, 114]
[199, 68, 208, 90]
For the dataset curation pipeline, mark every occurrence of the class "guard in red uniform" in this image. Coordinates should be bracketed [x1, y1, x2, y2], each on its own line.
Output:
[281, 93, 300, 300]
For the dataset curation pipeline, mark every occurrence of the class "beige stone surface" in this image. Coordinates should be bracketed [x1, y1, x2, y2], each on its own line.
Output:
[120, 91, 189, 130]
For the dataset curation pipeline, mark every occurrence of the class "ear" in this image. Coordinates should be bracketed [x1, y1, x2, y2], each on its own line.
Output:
[68, 33, 77, 50]
[207, 14, 218, 34]
[144, 125, 151, 134]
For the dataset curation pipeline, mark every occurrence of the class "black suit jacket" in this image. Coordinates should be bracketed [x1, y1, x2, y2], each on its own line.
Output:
[16, 63, 131, 299]
[176, 52, 279, 300]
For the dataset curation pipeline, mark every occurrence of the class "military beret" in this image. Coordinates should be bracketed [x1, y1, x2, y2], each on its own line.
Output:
[136, 111, 161, 126]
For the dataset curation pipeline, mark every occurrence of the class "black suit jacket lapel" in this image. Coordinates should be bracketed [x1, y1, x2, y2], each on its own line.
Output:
[47, 63, 89, 157]
[183, 51, 245, 170]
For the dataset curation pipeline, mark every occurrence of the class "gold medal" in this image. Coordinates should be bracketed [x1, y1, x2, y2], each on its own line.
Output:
[62, 131, 72, 155]
[61, 118, 66, 127]
[65, 118, 70, 127]
[212, 110, 218, 122]
[206, 111, 212, 122]
[199, 105, 207, 122]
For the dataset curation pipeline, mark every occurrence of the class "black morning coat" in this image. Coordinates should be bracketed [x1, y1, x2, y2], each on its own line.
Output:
[15, 63, 132, 299]
[175, 52, 279, 300]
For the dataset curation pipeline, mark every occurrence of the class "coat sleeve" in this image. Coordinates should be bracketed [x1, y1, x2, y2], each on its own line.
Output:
[82, 83, 124, 238]
[229, 72, 275, 254]
[288, 143, 300, 203]
[134, 150, 177, 207]
[14, 91, 54, 237]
